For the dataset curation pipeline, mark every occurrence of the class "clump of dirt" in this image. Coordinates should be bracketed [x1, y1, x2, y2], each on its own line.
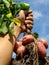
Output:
[10, 42, 49, 65]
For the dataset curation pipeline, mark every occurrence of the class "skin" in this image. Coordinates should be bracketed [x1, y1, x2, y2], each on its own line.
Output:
[0, 25, 21, 65]
[19, 10, 34, 32]
[0, 10, 33, 65]
[36, 42, 46, 58]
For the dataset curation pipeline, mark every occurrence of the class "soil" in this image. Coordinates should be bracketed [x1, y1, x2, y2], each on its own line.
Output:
[10, 42, 49, 65]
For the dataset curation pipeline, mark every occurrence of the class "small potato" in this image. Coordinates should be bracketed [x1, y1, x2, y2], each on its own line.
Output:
[14, 41, 22, 52]
[22, 35, 34, 45]
[16, 45, 26, 56]
[36, 42, 46, 58]
[38, 38, 48, 49]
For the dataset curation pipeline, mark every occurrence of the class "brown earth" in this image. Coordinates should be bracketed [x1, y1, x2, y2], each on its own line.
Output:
[10, 42, 49, 65]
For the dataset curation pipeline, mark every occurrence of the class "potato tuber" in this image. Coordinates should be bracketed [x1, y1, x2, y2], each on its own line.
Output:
[36, 41, 46, 58]
[22, 35, 34, 45]
[14, 41, 26, 57]
[38, 38, 48, 49]
[16, 45, 26, 56]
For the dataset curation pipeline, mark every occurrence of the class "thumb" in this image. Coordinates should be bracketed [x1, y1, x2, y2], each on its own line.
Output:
[18, 10, 25, 23]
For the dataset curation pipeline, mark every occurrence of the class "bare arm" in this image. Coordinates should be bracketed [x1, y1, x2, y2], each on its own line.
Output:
[0, 25, 21, 65]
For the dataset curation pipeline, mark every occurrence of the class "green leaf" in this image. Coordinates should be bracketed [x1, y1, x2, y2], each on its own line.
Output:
[20, 2, 30, 10]
[0, 22, 8, 34]
[11, 18, 21, 27]
[6, 13, 12, 18]
[0, 14, 4, 26]
[3, 0, 10, 8]
[7, 0, 12, 3]
[9, 22, 14, 35]
[33, 32, 39, 39]
[12, 1, 16, 5]
[0, 0, 3, 3]
[0, 0, 30, 36]
[0, 4, 4, 14]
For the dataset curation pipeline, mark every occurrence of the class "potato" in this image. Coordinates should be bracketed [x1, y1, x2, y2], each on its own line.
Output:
[16, 45, 26, 56]
[38, 38, 48, 49]
[14, 35, 34, 53]
[36, 42, 46, 58]
[14, 42, 26, 57]
[14, 41, 22, 52]
[22, 35, 34, 45]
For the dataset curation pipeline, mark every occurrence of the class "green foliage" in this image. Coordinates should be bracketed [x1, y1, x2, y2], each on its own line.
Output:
[3, 0, 10, 8]
[0, 22, 8, 34]
[9, 22, 14, 35]
[20, 2, 30, 10]
[0, 0, 30, 35]
[33, 32, 39, 39]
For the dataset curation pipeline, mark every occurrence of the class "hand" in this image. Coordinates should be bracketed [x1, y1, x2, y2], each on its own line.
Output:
[18, 10, 34, 32]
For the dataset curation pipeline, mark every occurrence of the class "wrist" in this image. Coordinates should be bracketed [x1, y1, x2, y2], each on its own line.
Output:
[14, 25, 21, 39]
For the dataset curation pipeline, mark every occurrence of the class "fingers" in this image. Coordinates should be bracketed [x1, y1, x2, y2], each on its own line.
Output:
[20, 25, 26, 32]
[24, 10, 32, 16]
[18, 10, 27, 32]
[25, 10, 34, 30]
[28, 12, 33, 16]
[26, 16, 33, 21]
[17, 10, 34, 32]
[25, 20, 33, 24]
[26, 24, 33, 29]
[18, 10, 25, 23]
[28, 10, 33, 14]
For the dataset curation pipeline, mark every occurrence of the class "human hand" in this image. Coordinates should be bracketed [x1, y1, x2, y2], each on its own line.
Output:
[18, 10, 34, 32]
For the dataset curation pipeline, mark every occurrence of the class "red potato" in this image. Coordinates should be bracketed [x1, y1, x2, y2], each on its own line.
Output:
[22, 35, 34, 45]
[14, 41, 22, 52]
[14, 41, 26, 56]
[38, 38, 48, 49]
[36, 42, 46, 58]
[14, 35, 34, 54]
[16, 45, 26, 56]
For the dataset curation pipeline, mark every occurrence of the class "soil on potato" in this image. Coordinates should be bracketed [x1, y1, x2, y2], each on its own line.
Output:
[10, 42, 49, 65]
